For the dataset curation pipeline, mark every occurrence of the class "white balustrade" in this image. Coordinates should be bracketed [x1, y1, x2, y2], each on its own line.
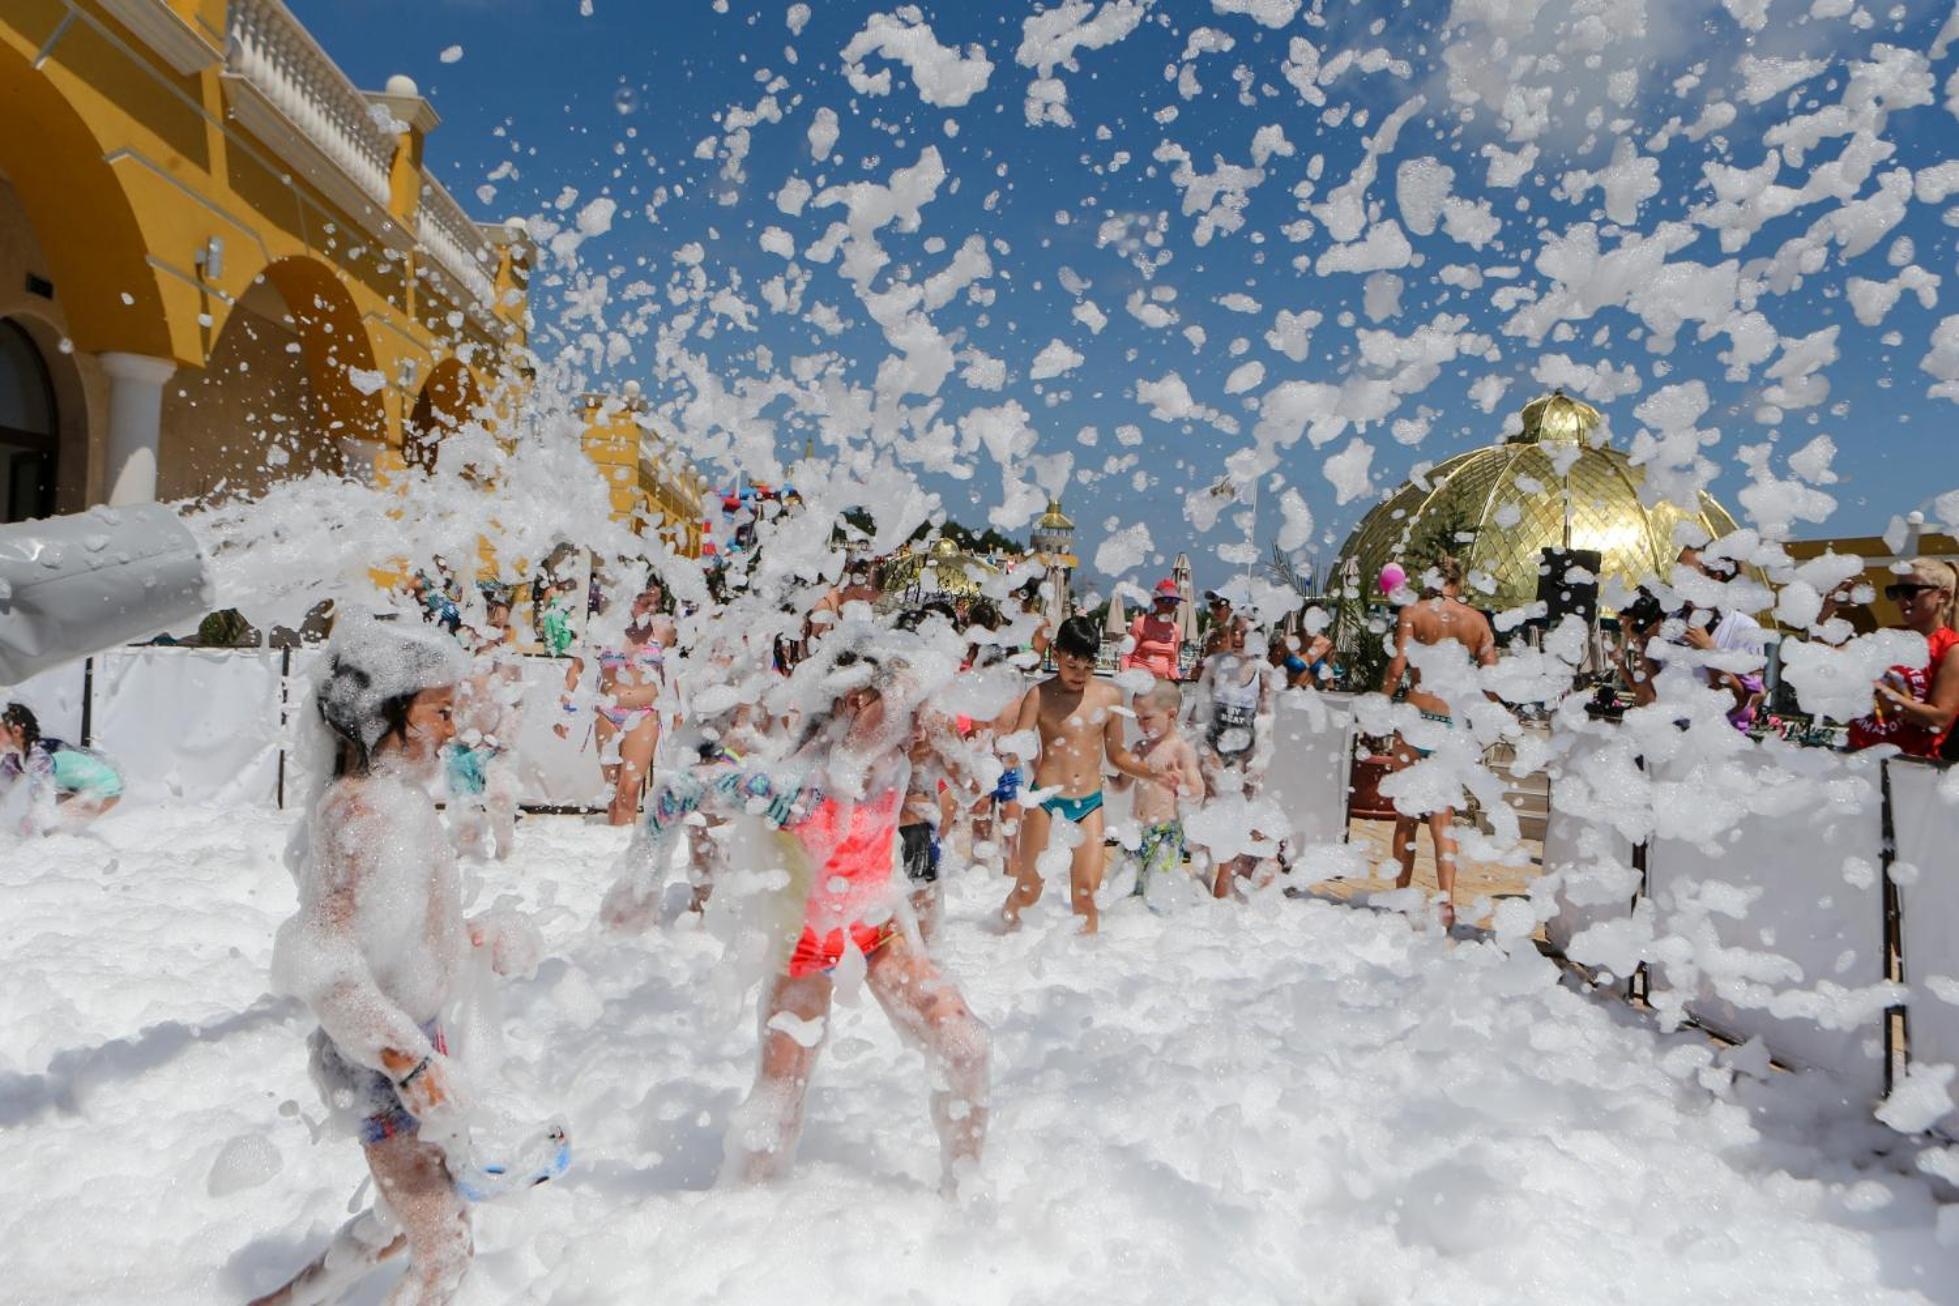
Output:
[225, 0, 392, 210]
[416, 179, 496, 305]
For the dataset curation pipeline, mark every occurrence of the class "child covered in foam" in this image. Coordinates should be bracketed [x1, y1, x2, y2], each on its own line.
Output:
[610, 620, 993, 1194]
[250, 613, 543, 1306]
[1109, 678, 1205, 907]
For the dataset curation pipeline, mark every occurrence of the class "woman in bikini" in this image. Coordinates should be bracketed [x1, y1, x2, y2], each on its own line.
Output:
[1377, 555, 1498, 930]
[594, 578, 675, 826]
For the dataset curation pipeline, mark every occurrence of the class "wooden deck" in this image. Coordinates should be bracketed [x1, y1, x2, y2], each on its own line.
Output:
[1305, 816, 1544, 926]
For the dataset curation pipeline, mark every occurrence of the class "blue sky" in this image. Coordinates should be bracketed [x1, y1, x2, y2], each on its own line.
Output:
[299, 0, 1959, 592]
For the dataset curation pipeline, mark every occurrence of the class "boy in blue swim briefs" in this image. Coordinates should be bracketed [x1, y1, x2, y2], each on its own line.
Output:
[1000, 617, 1166, 935]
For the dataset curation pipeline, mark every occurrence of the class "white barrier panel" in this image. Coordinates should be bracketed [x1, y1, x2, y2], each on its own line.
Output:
[3, 659, 86, 743]
[1891, 760, 1959, 1134]
[281, 648, 337, 812]
[1266, 689, 1356, 853]
[91, 647, 285, 807]
[511, 657, 609, 807]
[1542, 726, 1645, 961]
[1646, 742, 1887, 1101]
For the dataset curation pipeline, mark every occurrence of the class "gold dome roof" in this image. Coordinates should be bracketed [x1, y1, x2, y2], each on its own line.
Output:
[1335, 394, 1743, 615]
[880, 538, 999, 603]
[1035, 499, 1074, 531]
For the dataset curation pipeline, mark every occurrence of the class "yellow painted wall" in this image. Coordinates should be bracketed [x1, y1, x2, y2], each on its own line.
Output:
[0, 0, 525, 492]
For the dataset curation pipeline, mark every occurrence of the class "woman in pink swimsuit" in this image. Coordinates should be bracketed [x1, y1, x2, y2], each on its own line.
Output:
[594, 579, 674, 826]
[619, 638, 990, 1193]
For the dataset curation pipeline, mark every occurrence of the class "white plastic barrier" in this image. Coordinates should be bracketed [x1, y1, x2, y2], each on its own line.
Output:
[3, 659, 87, 743]
[1646, 742, 1888, 1101]
[90, 647, 285, 806]
[1266, 688, 1357, 852]
[281, 648, 336, 812]
[1890, 760, 1959, 1133]
[511, 657, 608, 808]
[1542, 726, 1647, 961]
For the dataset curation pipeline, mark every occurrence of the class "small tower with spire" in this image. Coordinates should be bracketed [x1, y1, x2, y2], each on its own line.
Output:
[1030, 498, 1078, 626]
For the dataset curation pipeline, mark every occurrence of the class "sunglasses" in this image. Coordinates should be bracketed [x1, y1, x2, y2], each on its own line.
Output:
[1885, 583, 1938, 601]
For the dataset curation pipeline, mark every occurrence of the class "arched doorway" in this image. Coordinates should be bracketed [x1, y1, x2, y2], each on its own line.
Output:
[158, 257, 384, 501]
[406, 358, 485, 471]
[0, 318, 57, 521]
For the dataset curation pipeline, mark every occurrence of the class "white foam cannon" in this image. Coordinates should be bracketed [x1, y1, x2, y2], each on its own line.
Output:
[0, 504, 212, 686]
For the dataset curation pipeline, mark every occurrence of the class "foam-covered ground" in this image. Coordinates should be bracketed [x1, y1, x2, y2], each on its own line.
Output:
[2, 802, 1954, 1304]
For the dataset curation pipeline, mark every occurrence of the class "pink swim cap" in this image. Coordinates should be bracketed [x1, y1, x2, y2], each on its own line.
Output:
[1378, 563, 1406, 595]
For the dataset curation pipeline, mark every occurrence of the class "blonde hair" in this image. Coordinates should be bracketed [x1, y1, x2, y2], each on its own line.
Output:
[1138, 678, 1183, 713]
[1907, 557, 1959, 629]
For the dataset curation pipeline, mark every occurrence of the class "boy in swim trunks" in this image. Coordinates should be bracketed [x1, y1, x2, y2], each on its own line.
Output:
[999, 616, 1167, 935]
[620, 629, 990, 1192]
[1108, 678, 1204, 907]
[900, 711, 960, 944]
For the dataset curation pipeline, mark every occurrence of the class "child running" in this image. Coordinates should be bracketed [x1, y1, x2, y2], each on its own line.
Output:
[616, 626, 990, 1193]
[1188, 618, 1278, 899]
[250, 616, 542, 1306]
[1108, 678, 1203, 907]
[0, 702, 123, 832]
[999, 616, 1165, 935]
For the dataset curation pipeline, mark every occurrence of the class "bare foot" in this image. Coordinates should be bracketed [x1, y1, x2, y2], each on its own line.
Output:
[1439, 900, 1457, 931]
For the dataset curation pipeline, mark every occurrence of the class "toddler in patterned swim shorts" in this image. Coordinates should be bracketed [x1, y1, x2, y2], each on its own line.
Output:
[1112, 678, 1205, 907]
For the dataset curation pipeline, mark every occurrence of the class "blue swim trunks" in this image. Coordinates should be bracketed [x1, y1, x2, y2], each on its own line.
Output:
[444, 746, 493, 797]
[1040, 790, 1105, 824]
[309, 1021, 448, 1145]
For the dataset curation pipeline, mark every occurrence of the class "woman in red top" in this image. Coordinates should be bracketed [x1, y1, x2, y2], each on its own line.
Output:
[1122, 579, 1185, 680]
[1848, 557, 1959, 758]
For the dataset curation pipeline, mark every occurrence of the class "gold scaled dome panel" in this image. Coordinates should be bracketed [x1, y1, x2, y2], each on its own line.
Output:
[879, 539, 999, 605]
[1337, 442, 1742, 614]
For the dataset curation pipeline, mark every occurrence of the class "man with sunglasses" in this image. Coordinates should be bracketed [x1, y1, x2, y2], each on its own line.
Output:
[1848, 558, 1959, 758]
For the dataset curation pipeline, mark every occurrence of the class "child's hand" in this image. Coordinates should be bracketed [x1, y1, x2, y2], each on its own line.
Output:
[380, 1048, 463, 1124]
[470, 908, 545, 979]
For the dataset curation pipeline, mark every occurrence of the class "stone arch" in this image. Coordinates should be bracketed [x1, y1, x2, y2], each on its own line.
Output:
[405, 357, 486, 471]
[0, 301, 93, 519]
[156, 256, 385, 500]
[0, 316, 65, 520]
[0, 39, 181, 362]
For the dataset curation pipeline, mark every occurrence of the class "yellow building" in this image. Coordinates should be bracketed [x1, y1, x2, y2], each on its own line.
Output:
[0, 0, 529, 522]
[580, 382, 709, 556]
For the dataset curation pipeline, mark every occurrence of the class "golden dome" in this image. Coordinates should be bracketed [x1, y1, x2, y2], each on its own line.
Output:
[1513, 390, 1601, 445]
[1334, 393, 1743, 614]
[1035, 499, 1075, 532]
[879, 537, 998, 603]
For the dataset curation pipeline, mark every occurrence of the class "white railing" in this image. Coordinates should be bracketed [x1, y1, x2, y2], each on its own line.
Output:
[224, 0, 392, 210]
[416, 178, 496, 306]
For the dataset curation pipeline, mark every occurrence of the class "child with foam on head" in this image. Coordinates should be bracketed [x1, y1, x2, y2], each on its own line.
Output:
[613, 622, 991, 1195]
[999, 616, 1170, 935]
[250, 614, 547, 1306]
[1108, 678, 1204, 909]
